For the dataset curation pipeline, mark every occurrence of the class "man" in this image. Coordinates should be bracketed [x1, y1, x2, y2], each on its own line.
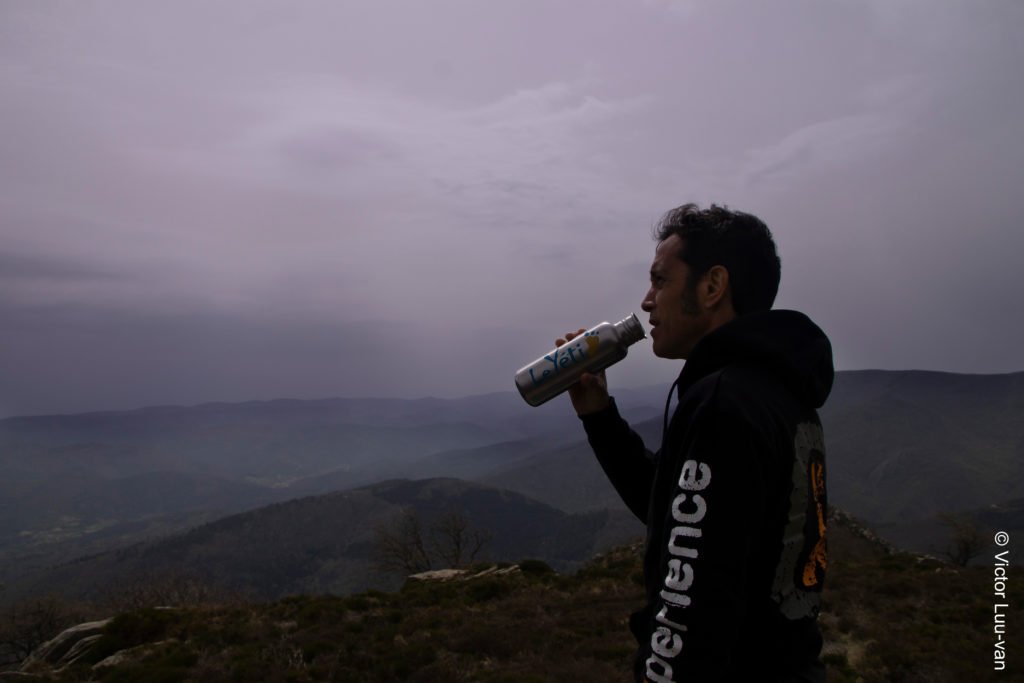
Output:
[559, 204, 832, 682]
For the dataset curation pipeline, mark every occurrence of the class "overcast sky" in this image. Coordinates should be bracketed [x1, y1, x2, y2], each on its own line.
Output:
[2, 0, 1023, 417]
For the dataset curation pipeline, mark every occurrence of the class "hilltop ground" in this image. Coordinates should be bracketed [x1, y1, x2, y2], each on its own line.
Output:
[5, 510, 1022, 682]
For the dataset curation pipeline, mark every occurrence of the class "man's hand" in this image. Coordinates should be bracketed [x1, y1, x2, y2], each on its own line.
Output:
[557, 328, 611, 416]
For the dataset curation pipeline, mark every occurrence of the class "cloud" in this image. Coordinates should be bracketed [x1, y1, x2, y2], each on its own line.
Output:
[0, 250, 128, 283]
[2, 0, 1024, 415]
[740, 113, 895, 188]
[208, 77, 650, 217]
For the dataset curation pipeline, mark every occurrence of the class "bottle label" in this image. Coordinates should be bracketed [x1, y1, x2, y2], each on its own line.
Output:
[527, 331, 602, 387]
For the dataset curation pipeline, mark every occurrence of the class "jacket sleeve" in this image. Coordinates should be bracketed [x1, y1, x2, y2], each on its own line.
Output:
[579, 397, 657, 523]
[640, 403, 768, 683]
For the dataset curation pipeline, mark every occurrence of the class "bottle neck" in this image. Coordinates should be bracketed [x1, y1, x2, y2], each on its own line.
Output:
[614, 313, 646, 345]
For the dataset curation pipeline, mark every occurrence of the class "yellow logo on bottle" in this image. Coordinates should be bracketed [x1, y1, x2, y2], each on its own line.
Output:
[527, 332, 599, 387]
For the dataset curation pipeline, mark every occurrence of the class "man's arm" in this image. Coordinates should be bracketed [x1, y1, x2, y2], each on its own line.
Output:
[556, 328, 657, 522]
[640, 405, 767, 683]
[578, 397, 657, 522]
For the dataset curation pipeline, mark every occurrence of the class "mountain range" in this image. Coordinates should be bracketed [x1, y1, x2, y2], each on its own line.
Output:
[2, 369, 1021, 601]
[9, 477, 643, 603]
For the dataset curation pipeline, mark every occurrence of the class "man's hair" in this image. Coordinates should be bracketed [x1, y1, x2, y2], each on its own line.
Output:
[654, 203, 781, 315]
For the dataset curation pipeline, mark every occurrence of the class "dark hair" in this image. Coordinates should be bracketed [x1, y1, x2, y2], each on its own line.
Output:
[654, 203, 780, 315]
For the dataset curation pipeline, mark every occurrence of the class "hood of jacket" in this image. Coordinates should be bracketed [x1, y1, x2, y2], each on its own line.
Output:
[675, 309, 834, 409]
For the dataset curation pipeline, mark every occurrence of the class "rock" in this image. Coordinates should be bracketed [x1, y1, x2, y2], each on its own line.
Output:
[408, 568, 469, 582]
[92, 640, 174, 671]
[470, 566, 500, 579]
[407, 565, 521, 583]
[20, 619, 111, 670]
[0, 672, 47, 681]
[489, 566, 521, 578]
[59, 634, 104, 668]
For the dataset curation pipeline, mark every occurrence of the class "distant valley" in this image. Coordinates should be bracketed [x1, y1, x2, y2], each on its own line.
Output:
[8, 478, 643, 602]
[2, 369, 1022, 602]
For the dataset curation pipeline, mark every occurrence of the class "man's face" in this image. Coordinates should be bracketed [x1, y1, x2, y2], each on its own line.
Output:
[641, 235, 710, 359]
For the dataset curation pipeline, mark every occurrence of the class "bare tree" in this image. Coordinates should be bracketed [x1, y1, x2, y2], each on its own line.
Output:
[937, 512, 986, 567]
[374, 508, 492, 575]
[0, 595, 85, 668]
[430, 509, 491, 569]
[374, 509, 432, 575]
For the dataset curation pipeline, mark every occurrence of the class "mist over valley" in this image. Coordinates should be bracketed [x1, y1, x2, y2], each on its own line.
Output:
[2, 369, 1021, 605]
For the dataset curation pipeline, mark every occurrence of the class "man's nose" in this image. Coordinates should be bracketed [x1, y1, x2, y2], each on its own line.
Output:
[641, 289, 654, 312]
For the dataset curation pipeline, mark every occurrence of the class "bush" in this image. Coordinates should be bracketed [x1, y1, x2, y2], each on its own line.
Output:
[85, 608, 181, 665]
[519, 559, 555, 576]
[0, 594, 91, 668]
[466, 579, 514, 603]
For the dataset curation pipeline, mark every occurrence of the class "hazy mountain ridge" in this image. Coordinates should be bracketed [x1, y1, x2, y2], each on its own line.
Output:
[871, 496, 1024, 560]
[0, 386, 664, 582]
[478, 415, 664, 513]
[6, 478, 643, 604]
[2, 369, 1022, 599]
[820, 369, 1024, 523]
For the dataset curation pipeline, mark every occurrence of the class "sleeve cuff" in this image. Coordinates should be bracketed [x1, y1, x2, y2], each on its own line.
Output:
[578, 396, 622, 430]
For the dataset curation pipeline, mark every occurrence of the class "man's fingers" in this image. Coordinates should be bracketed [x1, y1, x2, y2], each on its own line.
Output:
[557, 327, 588, 347]
[564, 328, 586, 341]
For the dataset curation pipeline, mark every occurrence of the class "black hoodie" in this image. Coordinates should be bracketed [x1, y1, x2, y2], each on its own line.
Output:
[580, 309, 834, 683]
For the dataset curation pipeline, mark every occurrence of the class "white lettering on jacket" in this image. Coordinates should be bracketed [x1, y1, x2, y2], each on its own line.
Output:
[646, 458, 711, 682]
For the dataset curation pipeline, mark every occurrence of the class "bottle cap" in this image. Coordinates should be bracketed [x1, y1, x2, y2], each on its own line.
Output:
[616, 313, 646, 345]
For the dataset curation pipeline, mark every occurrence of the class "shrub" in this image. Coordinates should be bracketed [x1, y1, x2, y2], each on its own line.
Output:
[466, 579, 514, 603]
[519, 559, 555, 576]
[85, 608, 181, 665]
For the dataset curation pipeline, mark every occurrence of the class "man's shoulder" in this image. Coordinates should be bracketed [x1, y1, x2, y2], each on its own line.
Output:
[718, 363, 786, 399]
[680, 364, 790, 423]
[680, 363, 771, 402]
[677, 369, 724, 414]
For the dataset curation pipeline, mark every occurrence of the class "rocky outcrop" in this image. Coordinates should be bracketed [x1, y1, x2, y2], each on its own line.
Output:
[92, 640, 175, 671]
[18, 619, 111, 672]
[408, 564, 521, 582]
[0, 672, 47, 681]
[829, 507, 898, 555]
[10, 613, 178, 680]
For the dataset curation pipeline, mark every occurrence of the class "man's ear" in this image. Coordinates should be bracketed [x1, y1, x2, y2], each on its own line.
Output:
[700, 265, 731, 310]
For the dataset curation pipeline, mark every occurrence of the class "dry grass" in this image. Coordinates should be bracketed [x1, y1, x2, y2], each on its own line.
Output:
[11, 527, 1024, 682]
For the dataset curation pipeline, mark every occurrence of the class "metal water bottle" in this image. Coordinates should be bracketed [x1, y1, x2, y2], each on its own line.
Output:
[514, 313, 646, 407]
